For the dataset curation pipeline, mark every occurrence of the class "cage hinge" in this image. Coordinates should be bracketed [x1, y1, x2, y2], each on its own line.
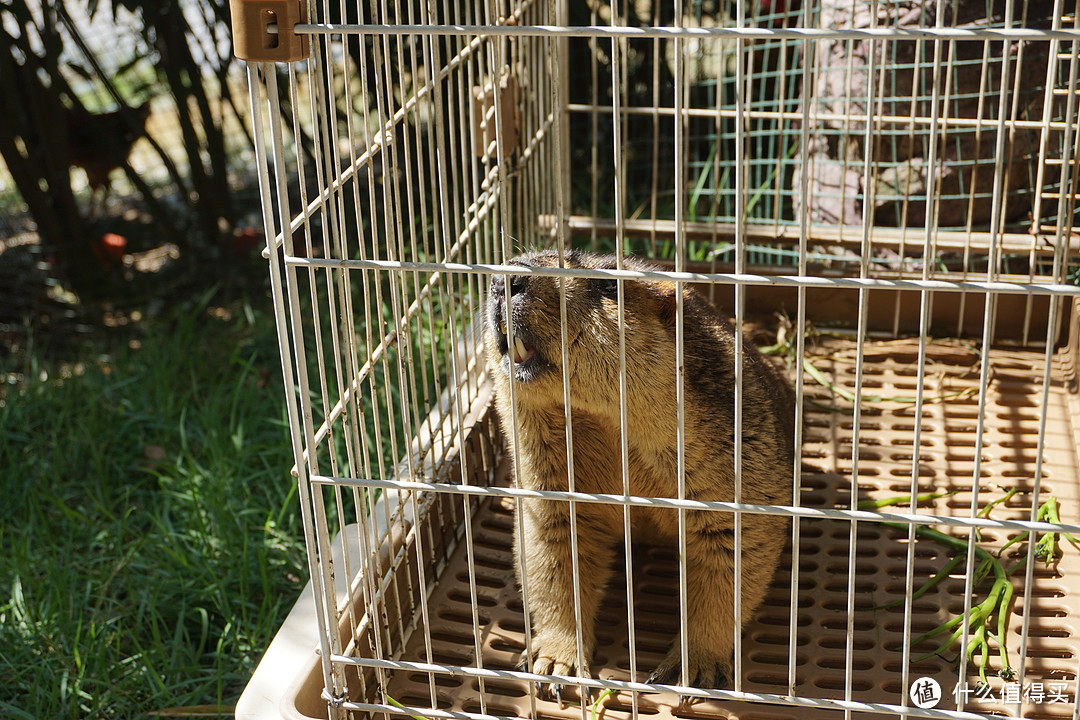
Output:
[230, 0, 310, 63]
[472, 70, 519, 159]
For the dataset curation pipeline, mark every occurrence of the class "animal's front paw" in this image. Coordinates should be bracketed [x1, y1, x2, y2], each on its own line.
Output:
[647, 645, 730, 695]
[519, 634, 592, 705]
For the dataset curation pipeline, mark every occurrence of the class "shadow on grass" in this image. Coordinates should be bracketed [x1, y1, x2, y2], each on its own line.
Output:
[0, 295, 307, 719]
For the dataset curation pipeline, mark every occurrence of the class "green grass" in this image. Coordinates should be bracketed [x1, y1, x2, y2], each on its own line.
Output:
[0, 298, 306, 719]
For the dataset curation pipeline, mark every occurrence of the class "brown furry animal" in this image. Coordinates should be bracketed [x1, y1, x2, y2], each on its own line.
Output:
[484, 250, 794, 697]
[65, 101, 152, 211]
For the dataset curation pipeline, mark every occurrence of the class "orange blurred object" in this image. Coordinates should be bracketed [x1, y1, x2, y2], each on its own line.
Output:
[92, 232, 128, 267]
[230, 226, 265, 257]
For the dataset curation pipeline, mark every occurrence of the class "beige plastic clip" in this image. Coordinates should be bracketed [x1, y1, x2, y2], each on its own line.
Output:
[472, 70, 519, 159]
[230, 0, 310, 63]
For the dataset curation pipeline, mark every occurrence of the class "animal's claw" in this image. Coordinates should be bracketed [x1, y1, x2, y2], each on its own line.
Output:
[647, 650, 730, 696]
[522, 648, 591, 706]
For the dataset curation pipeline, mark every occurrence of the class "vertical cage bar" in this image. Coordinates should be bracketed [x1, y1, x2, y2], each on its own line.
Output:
[247, 61, 344, 718]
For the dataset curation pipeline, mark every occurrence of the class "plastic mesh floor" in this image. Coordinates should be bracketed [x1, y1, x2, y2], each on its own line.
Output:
[375, 340, 1080, 720]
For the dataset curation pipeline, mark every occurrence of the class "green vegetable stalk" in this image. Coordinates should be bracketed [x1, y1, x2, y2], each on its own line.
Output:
[859, 492, 1077, 687]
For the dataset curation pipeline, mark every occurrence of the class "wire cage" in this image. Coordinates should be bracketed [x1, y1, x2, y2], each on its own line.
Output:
[236, 0, 1080, 718]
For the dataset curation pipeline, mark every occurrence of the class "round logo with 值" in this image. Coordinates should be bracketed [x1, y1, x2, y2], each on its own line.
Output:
[909, 677, 942, 709]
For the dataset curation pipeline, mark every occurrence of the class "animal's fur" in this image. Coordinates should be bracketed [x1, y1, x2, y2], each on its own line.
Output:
[483, 250, 795, 696]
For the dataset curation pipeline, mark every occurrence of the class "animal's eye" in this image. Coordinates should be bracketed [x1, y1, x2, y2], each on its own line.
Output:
[593, 277, 619, 298]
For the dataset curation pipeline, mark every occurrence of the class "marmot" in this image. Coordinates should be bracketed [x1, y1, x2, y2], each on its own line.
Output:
[484, 250, 794, 697]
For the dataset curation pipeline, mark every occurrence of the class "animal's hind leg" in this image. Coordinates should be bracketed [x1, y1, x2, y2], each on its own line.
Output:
[647, 513, 781, 690]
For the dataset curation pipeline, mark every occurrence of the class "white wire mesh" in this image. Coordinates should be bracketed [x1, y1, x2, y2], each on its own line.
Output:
[243, 0, 1080, 718]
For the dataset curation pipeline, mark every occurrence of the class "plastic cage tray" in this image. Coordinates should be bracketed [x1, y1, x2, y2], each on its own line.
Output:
[239, 301, 1080, 720]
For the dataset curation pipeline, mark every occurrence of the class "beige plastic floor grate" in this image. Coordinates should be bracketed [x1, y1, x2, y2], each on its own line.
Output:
[376, 340, 1080, 720]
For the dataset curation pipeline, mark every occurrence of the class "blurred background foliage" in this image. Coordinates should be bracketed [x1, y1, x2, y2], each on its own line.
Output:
[0, 0, 266, 360]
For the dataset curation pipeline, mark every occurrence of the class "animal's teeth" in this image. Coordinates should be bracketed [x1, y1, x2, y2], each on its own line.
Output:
[500, 322, 507, 336]
[514, 336, 528, 363]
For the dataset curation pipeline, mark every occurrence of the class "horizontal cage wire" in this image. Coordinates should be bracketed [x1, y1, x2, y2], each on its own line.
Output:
[238, 1, 1080, 720]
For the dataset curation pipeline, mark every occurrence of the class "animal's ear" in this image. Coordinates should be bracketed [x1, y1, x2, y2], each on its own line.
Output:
[650, 281, 681, 328]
